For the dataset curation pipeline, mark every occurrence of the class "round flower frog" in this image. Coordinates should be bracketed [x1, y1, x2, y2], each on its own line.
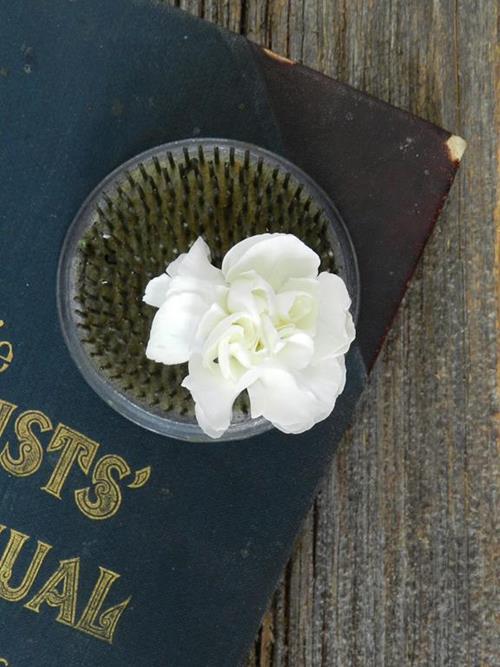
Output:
[143, 234, 355, 438]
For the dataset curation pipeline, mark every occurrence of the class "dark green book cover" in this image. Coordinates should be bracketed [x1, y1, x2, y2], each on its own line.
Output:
[0, 1, 464, 665]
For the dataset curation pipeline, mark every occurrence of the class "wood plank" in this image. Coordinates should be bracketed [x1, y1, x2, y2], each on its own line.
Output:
[169, 1, 499, 664]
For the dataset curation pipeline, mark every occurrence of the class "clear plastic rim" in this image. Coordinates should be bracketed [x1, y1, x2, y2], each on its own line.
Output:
[57, 138, 360, 443]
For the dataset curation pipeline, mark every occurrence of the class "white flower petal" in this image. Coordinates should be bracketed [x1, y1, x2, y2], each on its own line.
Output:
[260, 314, 283, 354]
[143, 237, 226, 361]
[193, 403, 226, 440]
[280, 276, 319, 296]
[300, 355, 346, 415]
[166, 275, 226, 307]
[196, 302, 228, 343]
[314, 272, 355, 361]
[222, 234, 320, 290]
[277, 332, 314, 370]
[167, 236, 224, 286]
[221, 234, 276, 276]
[319, 271, 351, 308]
[201, 312, 257, 365]
[247, 366, 318, 433]
[226, 271, 276, 319]
[182, 354, 258, 438]
[146, 290, 212, 364]
[248, 356, 346, 434]
[143, 273, 171, 308]
[276, 278, 319, 333]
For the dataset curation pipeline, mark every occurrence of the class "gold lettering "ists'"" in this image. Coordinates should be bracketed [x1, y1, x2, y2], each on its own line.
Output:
[0, 524, 130, 643]
[0, 398, 151, 521]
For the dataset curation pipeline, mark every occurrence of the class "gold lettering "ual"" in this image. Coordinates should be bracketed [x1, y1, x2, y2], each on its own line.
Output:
[0, 523, 130, 644]
[0, 321, 13, 374]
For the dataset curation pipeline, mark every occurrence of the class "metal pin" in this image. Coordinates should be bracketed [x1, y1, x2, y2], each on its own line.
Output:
[167, 152, 176, 171]
[139, 163, 149, 183]
[152, 156, 162, 175]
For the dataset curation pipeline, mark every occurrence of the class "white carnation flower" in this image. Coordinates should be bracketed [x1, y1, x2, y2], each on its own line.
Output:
[143, 234, 355, 439]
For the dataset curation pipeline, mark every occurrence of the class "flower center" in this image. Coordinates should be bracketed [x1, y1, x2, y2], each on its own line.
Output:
[202, 283, 319, 381]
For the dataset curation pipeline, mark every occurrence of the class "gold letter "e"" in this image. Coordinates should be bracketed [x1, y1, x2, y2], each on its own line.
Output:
[0, 320, 13, 374]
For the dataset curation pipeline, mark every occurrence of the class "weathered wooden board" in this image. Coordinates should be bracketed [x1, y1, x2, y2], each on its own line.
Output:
[168, 1, 499, 665]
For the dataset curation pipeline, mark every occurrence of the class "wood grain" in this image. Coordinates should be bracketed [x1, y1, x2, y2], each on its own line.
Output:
[169, 1, 499, 664]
